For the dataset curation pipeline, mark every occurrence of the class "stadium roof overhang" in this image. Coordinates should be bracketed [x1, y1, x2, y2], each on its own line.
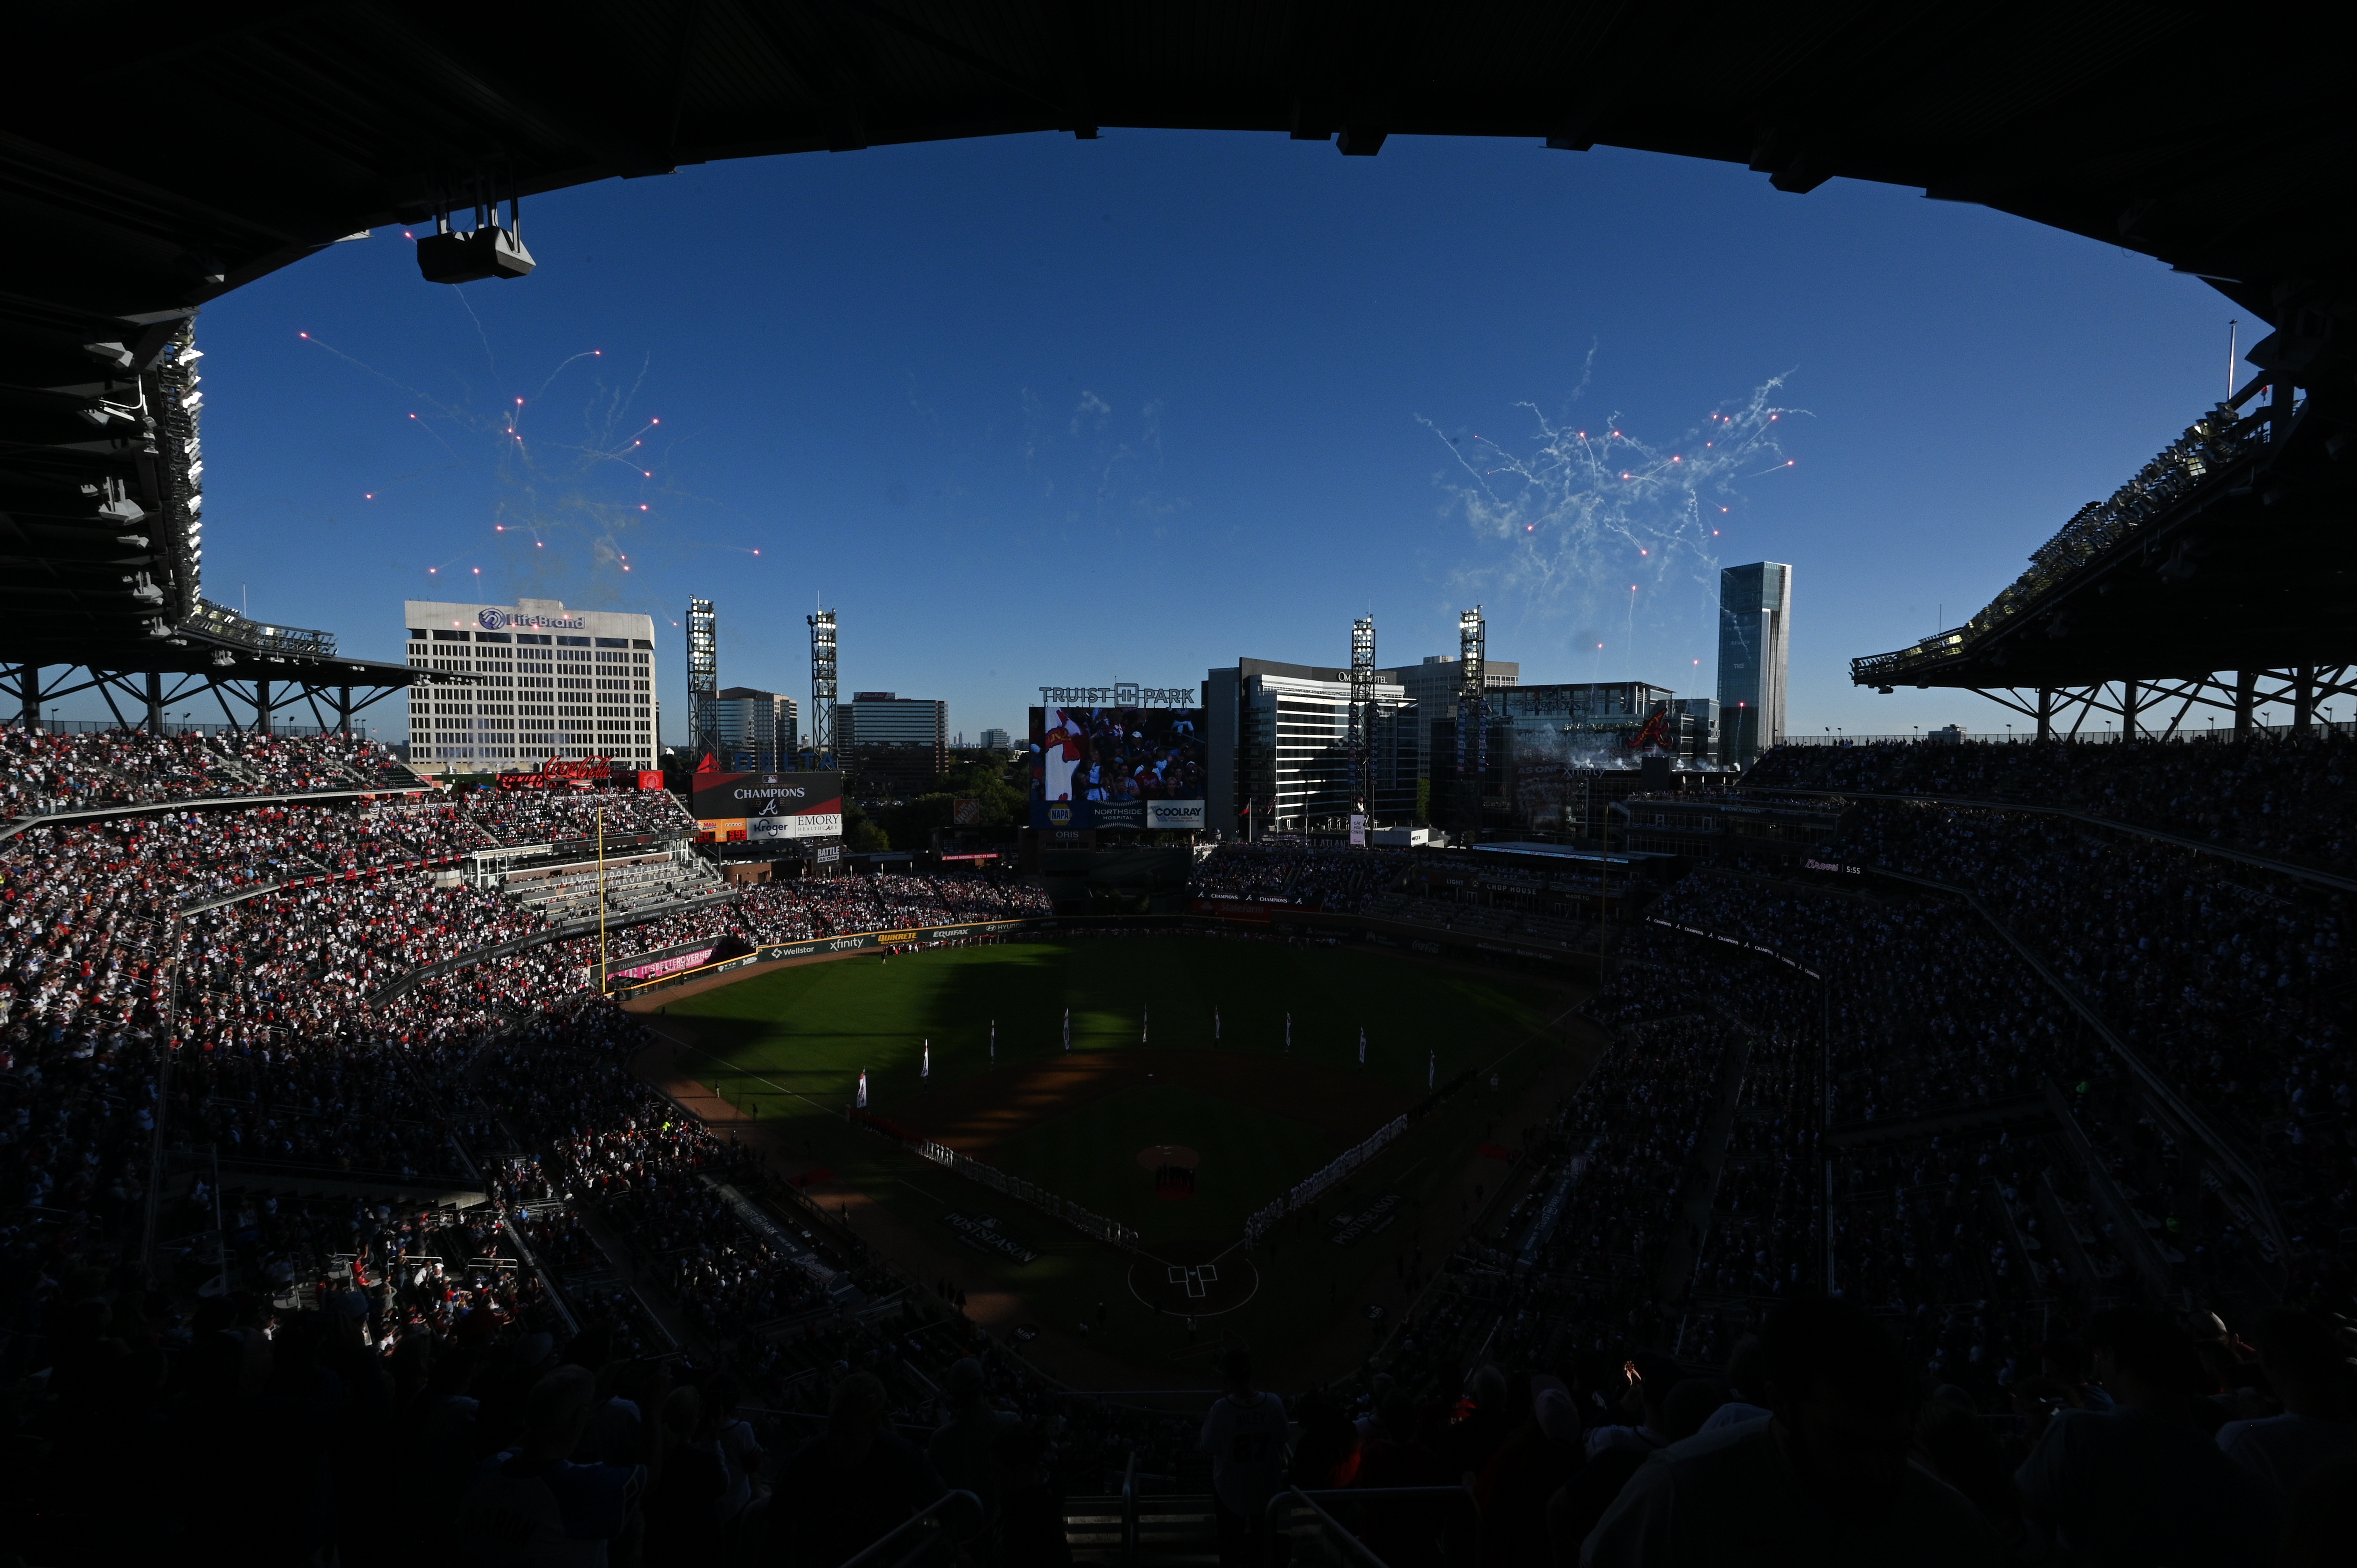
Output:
[1851, 388, 2357, 692]
[5, 4, 2352, 681]
[5, 4, 2346, 328]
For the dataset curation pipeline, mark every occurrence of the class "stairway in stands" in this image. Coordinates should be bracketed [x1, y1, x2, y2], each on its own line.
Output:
[1064, 1494, 1221, 1566]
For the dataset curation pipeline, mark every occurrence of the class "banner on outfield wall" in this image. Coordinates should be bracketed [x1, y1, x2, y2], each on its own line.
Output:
[610, 945, 719, 982]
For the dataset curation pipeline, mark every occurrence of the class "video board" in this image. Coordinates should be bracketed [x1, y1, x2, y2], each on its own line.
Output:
[1029, 706, 1206, 830]
[691, 770, 844, 842]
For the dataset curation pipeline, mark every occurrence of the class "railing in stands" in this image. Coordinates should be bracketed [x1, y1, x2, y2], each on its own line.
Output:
[1262, 1486, 1480, 1568]
[837, 1488, 983, 1568]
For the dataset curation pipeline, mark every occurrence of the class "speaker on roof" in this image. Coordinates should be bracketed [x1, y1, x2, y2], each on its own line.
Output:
[417, 224, 536, 284]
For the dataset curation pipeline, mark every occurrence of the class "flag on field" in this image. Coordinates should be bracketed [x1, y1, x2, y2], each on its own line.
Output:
[1062, 1008, 1071, 1053]
[1358, 1028, 1367, 1067]
[990, 1019, 996, 1061]
[857, 1069, 868, 1109]
[1428, 1048, 1436, 1089]
[922, 1040, 929, 1079]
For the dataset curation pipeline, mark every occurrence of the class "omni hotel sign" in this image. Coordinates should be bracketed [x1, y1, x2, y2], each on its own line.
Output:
[1038, 683, 1196, 706]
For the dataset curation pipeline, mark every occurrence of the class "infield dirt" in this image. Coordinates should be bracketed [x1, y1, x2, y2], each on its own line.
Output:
[892, 1047, 1413, 1159]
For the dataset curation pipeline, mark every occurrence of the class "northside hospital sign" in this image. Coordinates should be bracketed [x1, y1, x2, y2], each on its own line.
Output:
[1038, 683, 1196, 706]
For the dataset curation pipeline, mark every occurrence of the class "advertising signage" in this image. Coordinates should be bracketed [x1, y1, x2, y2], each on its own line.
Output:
[1029, 705, 1206, 831]
[692, 770, 843, 842]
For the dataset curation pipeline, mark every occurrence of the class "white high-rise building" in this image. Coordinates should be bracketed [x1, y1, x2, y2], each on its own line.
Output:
[404, 597, 657, 771]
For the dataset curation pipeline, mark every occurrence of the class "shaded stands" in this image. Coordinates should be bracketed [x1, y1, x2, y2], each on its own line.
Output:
[1616, 791, 1849, 869]
[1744, 729, 2357, 879]
[1850, 385, 2357, 738]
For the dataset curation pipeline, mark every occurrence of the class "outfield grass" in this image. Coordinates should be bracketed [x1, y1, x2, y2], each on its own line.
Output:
[660, 938, 1581, 1370]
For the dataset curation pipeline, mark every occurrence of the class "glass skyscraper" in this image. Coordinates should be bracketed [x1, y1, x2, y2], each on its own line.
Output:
[1716, 562, 1791, 766]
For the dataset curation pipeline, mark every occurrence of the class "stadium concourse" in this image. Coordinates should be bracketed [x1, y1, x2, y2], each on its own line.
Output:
[4, 730, 2355, 1564]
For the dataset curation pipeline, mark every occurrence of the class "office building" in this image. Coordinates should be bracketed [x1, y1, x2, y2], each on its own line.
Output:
[839, 692, 947, 790]
[1384, 653, 1519, 779]
[979, 727, 1012, 751]
[1717, 562, 1792, 765]
[1203, 658, 1418, 835]
[405, 598, 657, 772]
[710, 686, 797, 768]
[1672, 696, 1719, 757]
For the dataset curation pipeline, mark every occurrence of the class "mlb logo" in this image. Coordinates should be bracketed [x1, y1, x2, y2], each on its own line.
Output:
[1048, 805, 1073, 825]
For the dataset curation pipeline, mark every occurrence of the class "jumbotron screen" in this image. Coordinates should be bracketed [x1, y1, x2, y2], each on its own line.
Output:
[691, 770, 843, 842]
[1029, 706, 1206, 830]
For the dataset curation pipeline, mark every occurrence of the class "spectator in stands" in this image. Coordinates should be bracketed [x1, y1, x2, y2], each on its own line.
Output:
[2214, 1308, 2357, 1493]
[2014, 1307, 2281, 1566]
[1200, 1345, 1290, 1567]
[928, 1357, 1013, 1538]
[1358, 1387, 1449, 1568]
[766, 1371, 944, 1566]
[1476, 1373, 1583, 1568]
[458, 1363, 648, 1566]
[1581, 1297, 2001, 1565]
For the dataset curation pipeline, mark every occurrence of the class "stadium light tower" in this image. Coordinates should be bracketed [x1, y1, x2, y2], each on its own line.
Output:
[808, 608, 837, 769]
[1457, 606, 1486, 844]
[1348, 616, 1376, 830]
[685, 597, 718, 761]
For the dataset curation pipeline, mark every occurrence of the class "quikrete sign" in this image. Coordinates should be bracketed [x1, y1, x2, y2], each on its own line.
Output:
[942, 1211, 1039, 1264]
[1328, 1194, 1402, 1247]
[692, 770, 843, 843]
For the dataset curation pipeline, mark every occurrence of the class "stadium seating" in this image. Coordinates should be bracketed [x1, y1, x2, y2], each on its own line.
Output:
[6, 727, 2351, 1568]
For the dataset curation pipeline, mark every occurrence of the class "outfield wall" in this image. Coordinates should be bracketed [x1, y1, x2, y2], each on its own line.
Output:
[611, 904, 1607, 1003]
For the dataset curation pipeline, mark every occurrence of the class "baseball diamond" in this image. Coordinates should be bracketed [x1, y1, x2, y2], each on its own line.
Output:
[643, 934, 1591, 1374]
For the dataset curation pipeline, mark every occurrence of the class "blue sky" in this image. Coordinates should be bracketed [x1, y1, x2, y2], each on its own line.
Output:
[171, 130, 2238, 744]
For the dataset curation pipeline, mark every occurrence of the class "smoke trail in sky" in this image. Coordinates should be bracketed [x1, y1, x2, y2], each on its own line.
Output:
[1422, 373, 1802, 679]
[305, 329, 739, 606]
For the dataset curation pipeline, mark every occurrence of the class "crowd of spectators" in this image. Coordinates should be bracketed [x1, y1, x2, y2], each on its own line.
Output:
[1748, 727, 2357, 874]
[731, 870, 1051, 944]
[10, 722, 2357, 1564]
[1191, 842, 1409, 908]
[461, 785, 698, 846]
[0, 727, 414, 818]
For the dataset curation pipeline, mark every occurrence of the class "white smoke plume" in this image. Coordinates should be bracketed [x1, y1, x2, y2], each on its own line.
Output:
[1422, 370, 1803, 679]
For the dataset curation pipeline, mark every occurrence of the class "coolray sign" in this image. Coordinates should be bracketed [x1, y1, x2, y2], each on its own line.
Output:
[476, 607, 585, 630]
[942, 1211, 1039, 1264]
[1038, 683, 1196, 706]
[1148, 799, 1204, 830]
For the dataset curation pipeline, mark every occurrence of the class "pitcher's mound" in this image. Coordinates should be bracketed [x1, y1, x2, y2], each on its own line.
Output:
[1128, 1240, 1258, 1317]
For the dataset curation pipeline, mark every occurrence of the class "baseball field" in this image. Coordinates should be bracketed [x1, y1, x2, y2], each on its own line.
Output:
[652, 936, 1584, 1372]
